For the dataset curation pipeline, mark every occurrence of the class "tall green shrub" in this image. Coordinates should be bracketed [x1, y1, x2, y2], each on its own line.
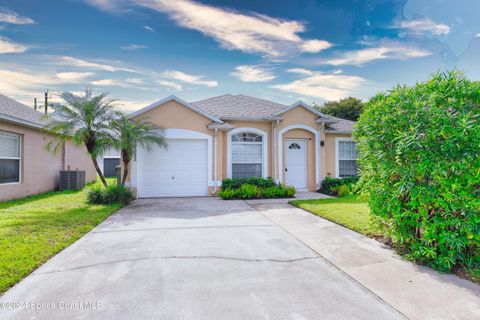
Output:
[354, 71, 480, 272]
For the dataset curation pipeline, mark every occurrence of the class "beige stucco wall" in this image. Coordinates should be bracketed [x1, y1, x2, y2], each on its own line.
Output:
[0, 122, 96, 201]
[324, 133, 352, 179]
[64, 140, 98, 182]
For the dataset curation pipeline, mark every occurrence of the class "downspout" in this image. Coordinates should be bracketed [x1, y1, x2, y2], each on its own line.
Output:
[273, 120, 280, 183]
[214, 128, 218, 193]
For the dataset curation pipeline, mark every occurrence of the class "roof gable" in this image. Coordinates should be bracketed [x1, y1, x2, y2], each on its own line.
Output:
[129, 95, 223, 123]
[274, 101, 330, 118]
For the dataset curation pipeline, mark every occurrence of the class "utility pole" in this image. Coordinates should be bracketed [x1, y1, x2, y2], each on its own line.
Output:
[34, 97, 37, 110]
[44, 90, 48, 115]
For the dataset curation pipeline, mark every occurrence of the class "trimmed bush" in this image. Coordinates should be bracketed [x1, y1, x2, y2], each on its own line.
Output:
[87, 184, 134, 205]
[221, 177, 275, 190]
[219, 179, 296, 200]
[336, 184, 351, 197]
[354, 71, 480, 272]
[218, 188, 236, 200]
[319, 176, 359, 196]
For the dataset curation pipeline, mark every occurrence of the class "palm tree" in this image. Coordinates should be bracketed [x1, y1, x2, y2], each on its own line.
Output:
[112, 115, 167, 186]
[44, 89, 118, 187]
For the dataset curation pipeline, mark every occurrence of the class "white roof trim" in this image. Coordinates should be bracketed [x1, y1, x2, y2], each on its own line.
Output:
[325, 130, 353, 134]
[128, 95, 223, 123]
[274, 101, 330, 118]
[0, 113, 44, 129]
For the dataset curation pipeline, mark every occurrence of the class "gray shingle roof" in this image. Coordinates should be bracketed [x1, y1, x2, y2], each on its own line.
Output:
[0, 93, 46, 128]
[191, 94, 286, 120]
[191, 94, 354, 132]
[325, 115, 355, 133]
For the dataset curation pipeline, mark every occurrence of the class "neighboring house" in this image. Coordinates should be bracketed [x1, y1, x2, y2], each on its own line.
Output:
[0, 94, 97, 201]
[97, 148, 121, 177]
[126, 94, 357, 198]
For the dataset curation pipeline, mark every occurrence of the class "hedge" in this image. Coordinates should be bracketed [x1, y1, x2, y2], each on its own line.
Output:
[354, 71, 480, 272]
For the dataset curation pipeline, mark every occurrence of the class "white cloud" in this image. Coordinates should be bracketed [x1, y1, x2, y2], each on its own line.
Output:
[475, 33, 480, 38]
[287, 68, 313, 75]
[135, 0, 332, 56]
[56, 72, 94, 81]
[125, 78, 144, 85]
[84, 0, 127, 12]
[272, 69, 368, 101]
[0, 8, 34, 24]
[157, 80, 182, 91]
[90, 78, 123, 86]
[58, 56, 136, 72]
[300, 39, 332, 53]
[120, 44, 147, 50]
[144, 25, 155, 32]
[0, 37, 28, 54]
[116, 99, 154, 112]
[399, 18, 450, 36]
[0, 68, 93, 94]
[323, 44, 431, 66]
[231, 65, 275, 82]
[162, 70, 217, 87]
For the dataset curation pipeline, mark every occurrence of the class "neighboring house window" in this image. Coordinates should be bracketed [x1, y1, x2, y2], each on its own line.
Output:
[338, 140, 358, 177]
[0, 131, 21, 184]
[231, 132, 263, 178]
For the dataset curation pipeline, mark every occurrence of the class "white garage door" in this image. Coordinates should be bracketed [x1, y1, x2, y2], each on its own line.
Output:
[137, 139, 208, 197]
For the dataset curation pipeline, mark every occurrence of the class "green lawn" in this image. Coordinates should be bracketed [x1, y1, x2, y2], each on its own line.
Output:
[290, 195, 385, 237]
[0, 179, 120, 294]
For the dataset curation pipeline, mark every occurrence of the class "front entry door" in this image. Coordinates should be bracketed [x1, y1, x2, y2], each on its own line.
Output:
[285, 139, 307, 189]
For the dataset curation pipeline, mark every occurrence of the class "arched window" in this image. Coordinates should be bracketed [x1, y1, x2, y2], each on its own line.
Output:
[231, 132, 263, 178]
[288, 142, 301, 150]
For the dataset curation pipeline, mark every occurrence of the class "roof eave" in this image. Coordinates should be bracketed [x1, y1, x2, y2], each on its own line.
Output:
[0, 113, 44, 129]
[325, 130, 353, 134]
[128, 95, 223, 123]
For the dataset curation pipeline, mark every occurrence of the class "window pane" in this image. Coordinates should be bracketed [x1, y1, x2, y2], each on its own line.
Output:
[339, 160, 357, 177]
[232, 132, 262, 142]
[232, 163, 262, 178]
[339, 141, 358, 160]
[0, 159, 20, 183]
[0, 132, 20, 158]
[232, 143, 262, 163]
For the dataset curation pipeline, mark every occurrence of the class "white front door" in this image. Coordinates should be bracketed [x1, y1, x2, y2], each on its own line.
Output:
[137, 138, 208, 197]
[285, 139, 307, 189]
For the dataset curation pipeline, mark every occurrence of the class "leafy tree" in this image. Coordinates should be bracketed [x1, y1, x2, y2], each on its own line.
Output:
[44, 89, 118, 187]
[112, 115, 167, 186]
[354, 71, 480, 272]
[318, 97, 364, 121]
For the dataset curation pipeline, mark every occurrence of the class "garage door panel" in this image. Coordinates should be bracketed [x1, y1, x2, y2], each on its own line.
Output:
[137, 138, 208, 197]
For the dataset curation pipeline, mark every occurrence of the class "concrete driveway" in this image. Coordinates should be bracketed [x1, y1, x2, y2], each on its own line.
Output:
[0, 198, 404, 320]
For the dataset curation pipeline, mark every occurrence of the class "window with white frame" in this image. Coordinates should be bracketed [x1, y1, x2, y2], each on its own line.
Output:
[0, 131, 21, 184]
[338, 140, 358, 177]
[231, 132, 263, 178]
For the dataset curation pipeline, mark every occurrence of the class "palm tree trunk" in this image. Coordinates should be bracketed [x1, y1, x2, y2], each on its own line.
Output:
[91, 155, 108, 187]
[121, 149, 129, 186]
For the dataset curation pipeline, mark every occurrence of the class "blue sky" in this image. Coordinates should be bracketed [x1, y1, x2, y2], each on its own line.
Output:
[0, 0, 479, 112]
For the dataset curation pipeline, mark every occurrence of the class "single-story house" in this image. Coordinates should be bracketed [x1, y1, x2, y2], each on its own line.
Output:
[0, 94, 97, 201]
[126, 94, 357, 198]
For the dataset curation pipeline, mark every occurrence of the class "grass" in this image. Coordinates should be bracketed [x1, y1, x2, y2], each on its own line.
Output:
[290, 194, 479, 284]
[290, 195, 385, 237]
[0, 178, 121, 294]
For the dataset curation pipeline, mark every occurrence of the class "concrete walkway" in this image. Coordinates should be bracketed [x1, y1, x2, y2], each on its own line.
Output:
[0, 198, 402, 320]
[251, 202, 480, 320]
